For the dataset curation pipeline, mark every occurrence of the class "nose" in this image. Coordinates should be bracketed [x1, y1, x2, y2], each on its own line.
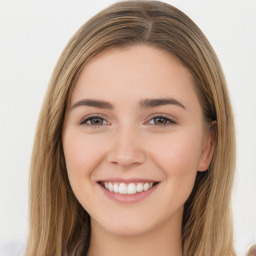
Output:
[106, 126, 146, 168]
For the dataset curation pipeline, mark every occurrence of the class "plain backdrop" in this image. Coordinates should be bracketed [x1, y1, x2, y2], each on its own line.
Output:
[0, 0, 255, 255]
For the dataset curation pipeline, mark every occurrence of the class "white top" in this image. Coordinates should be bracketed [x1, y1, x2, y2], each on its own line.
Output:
[0, 240, 26, 256]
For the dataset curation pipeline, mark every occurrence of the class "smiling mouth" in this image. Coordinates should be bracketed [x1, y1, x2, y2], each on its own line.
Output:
[99, 181, 159, 195]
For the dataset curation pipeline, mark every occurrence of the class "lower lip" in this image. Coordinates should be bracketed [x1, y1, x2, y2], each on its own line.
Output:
[99, 183, 159, 204]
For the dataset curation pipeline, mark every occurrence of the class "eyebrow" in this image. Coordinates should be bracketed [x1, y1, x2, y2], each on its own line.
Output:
[140, 98, 186, 110]
[71, 99, 114, 110]
[71, 97, 186, 110]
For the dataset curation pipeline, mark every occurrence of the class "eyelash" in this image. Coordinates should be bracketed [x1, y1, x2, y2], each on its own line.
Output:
[80, 115, 109, 127]
[146, 115, 176, 126]
[79, 114, 176, 128]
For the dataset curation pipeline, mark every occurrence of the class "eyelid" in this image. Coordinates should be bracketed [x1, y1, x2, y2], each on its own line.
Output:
[78, 113, 176, 127]
[145, 113, 177, 126]
[79, 114, 110, 126]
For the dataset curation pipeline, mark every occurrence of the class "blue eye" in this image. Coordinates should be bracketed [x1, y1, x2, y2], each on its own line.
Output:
[148, 116, 176, 126]
[80, 116, 109, 126]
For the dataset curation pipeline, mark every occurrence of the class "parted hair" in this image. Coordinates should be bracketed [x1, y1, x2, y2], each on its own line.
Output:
[26, 1, 236, 255]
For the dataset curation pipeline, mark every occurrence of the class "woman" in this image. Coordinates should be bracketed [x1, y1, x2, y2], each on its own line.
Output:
[21, 1, 237, 255]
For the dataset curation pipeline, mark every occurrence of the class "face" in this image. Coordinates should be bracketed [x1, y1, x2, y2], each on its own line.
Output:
[62, 45, 214, 237]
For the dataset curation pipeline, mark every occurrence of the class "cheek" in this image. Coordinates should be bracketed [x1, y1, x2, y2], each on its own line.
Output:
[149, 129, 203, 175]
[146, 129, 203, 203]
[62, 129, 105, 195]
[164, 140, 199, 196]
[141, 130, 202, 218]
[62, 130, 108, 210]
[63, 131, 101, 173]
[168, 139, 201, 173]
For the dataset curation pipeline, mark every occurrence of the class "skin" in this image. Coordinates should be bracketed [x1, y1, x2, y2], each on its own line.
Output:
[62, 45, 215, 256]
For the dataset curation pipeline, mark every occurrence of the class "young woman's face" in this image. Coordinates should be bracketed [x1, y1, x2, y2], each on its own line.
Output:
[62, 46, 213, 237]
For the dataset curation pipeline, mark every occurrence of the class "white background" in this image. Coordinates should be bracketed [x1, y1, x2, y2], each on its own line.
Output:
[0, 1, 255, 255]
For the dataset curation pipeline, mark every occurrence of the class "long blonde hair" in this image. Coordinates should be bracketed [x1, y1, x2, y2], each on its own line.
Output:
[26, 1, 236, 255]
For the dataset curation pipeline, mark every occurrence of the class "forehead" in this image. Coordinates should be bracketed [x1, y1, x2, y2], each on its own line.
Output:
[70, 45, 200, 111]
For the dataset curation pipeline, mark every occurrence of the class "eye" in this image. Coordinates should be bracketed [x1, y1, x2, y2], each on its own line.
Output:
[80, 116, 109, 126]
[147, 116, 176, 126]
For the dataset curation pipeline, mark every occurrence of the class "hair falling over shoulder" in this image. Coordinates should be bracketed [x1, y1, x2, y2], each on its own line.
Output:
[26, 1, 236, 255]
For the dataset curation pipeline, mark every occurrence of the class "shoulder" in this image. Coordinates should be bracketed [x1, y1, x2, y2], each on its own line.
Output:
[0, 239, 26, 256]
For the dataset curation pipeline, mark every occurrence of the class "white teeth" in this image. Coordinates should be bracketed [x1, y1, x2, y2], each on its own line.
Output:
[136, 183, 143, 192]
[108, 182, 113, 192]
[143, 183, 149, 191]
[114, 183, 119, 193]
[102, 182, 156, 194]
[119, 183, 127, 194]
[127, 183, 137, 194]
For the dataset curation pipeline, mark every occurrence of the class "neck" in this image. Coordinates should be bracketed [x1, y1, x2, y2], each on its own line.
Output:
[87, 210, 183, 256]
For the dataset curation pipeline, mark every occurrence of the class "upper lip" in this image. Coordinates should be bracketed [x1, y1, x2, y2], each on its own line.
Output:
[97, 178, 160, 183]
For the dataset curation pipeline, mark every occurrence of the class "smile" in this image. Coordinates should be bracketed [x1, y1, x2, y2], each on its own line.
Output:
[100, 181, 157, 194]
[98, 180, 160, 203]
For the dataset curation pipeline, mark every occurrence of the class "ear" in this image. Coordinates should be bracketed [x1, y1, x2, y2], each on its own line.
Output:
[197, 121, 216, 172]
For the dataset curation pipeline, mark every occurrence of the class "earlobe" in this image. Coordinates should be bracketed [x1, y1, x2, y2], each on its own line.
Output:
[197, 121, 216, 172]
